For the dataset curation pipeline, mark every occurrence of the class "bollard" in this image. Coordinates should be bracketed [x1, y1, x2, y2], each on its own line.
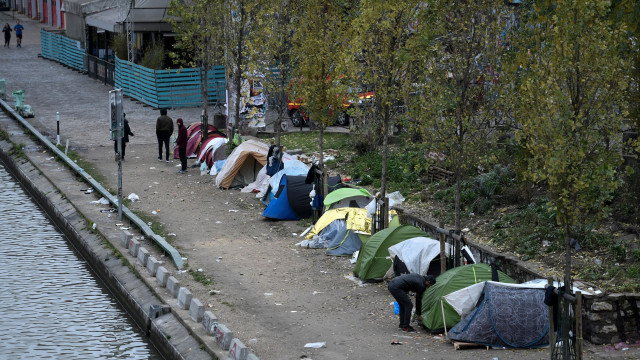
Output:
[56, 112, 60, 145]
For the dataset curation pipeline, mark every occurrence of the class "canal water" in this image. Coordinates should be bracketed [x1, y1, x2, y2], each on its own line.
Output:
[0, 163, 162, 359]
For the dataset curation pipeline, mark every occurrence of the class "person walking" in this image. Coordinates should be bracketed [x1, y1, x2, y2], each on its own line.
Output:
[113, 113, 134, 161]
[2, 23, 11, 48]
[175, 118, 188, 173]
[155, 109, 173, 162]
[13, 20, 23, 48]
[387, 274, 436, 333]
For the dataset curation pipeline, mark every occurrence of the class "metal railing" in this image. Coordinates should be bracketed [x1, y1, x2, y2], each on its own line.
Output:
[85, 54, 115, 86]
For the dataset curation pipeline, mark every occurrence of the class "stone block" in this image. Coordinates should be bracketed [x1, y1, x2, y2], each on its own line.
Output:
[156, 266, 169, 287]
[128, 238, 140, 257]
[189, 298, 204, 322]
[178, 287, 192, 310]
[591, 302, 613, 312]
[147, 256, 160, 276]
[121, 230, 133, 248]
[137, 247, 150, 267]
[598, 324, 618, 334]
[203, 311, 218, 334]
[229, 338, 249, 360]
[166, 276, 180, 298]
[213, 323, 233, 350]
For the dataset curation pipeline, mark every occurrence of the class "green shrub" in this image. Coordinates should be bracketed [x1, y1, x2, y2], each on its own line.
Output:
[112, 34, 128, 60]
[141, 42, 165, 70]
[610, 243, 626, 263]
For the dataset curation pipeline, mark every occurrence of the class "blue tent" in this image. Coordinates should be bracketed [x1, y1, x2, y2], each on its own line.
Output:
[263, 175, 342, 220]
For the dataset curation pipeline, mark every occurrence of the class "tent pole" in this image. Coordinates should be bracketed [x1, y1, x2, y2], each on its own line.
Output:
[441, 299, 447, 336]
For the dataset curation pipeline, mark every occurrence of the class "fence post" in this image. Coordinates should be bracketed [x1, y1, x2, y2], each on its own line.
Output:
[548, 277, 555, 353]
[576, 291, 582, 360]
[439, 221, 446, 274]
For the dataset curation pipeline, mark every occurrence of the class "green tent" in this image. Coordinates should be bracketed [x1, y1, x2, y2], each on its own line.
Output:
[353, 225, 428, 281]
[323, 187, 372, 210]
[421, 263, 514, 332]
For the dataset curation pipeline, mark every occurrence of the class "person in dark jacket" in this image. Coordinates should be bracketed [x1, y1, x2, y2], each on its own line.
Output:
[156, 109, 173, 162]
[2, 23, 11, 48]
[388, 274, 436, 332]
[176, 118, 188, 173]
[114, 113, 134, 161]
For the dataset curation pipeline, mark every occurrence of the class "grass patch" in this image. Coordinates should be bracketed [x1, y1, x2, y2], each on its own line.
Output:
[131, 209, 170, 243]
[58, 145, 108, 185]
[8, 142, 26, 158]
[278, 132, 352, 153]
[189, 269, 212, 286]
[221, 301, 236, 311]
[0, 129, 10, 141]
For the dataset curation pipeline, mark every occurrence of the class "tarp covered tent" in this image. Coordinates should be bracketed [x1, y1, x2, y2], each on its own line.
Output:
[353, 225, 428, 281]
[174, 124, 224, 159]
[301, 208, 372, 255]
[240, 155, 300, 194]
[198, 137, 228, 170]
[262, 175, 342, 220]
[388, 237, 450, 277]
[323, 187, 372, 210]
[215, 139, 269, 189]
[421, 264, 515, 332]
[446, 281, 549, 348]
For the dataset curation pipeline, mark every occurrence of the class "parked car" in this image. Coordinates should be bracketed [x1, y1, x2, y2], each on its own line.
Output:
[287, 86, 374, 128]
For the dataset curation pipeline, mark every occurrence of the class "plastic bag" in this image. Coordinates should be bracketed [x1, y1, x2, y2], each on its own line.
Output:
[387, 191, 405, 208]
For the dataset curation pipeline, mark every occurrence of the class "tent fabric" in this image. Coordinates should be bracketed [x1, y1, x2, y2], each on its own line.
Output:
[262, 176, 300, 220]
[420, 264, 515, 332]
[447, 282, 549, 348]
[353, 225, 428, 281]
[215, 140, 269, 189]
[241, 155, 301, 195]
[305, 208, 371, 239]
[198, 137, 227, 163]
[323, 187, 372, 210]
[262, 175, 342, 220]
[388, 237, 450, 276]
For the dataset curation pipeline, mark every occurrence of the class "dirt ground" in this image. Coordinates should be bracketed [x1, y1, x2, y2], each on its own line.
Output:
[2, 12, 639, 360]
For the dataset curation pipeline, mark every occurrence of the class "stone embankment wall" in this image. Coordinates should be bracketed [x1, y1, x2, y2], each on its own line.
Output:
[398, 209, 640, 345]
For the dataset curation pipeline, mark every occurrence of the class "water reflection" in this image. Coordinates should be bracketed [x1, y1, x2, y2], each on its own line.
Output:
[0, 164, 161, 359]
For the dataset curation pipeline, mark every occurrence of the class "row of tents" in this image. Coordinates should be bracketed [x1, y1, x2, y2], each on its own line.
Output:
[186, 130, 550, 350]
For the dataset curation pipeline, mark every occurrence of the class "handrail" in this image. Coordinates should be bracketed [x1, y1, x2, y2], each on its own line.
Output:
[0, 98, 184, 269]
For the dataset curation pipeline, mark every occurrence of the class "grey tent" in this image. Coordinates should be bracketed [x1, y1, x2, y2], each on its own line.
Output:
[446, 281, 549, 348]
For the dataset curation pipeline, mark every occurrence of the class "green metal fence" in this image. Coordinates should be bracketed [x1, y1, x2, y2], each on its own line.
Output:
[115, 58, 226, 109]
[40, 29, 85, 71]
[40, 29, 226, 109]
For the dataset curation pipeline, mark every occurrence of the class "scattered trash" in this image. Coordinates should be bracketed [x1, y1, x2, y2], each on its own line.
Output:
[127, 193, 140, 202]
[215, 221, 222, 224]
[152, 211, 157, 214]
[85, 188, 94, 194]
[312, 291, 322, 295]
[248, 339, 258, 345]
[594, 258, 603, 266]
[120, 227, 130, 230]
[350, 251, 359, 264]
[264, 293, 273, 296]
[391, 341, 402, 345]
[291, 311, 297, 313]
[168, 233, 176, 237]
[92, 223, 97, 230]
[197, 268, 203, 272]
[462, 227, 470, 233]
[300, 225, 313, 238]
[275, 303, 282, 306]
[292, 233, 298, 236]
[47, 156, 54, 160]
[147, 222, 152, 226]
[116, 223, 124, 226]
[100, 208, 116, 213]
[304, 342, 326, 349]
[542, 240, 550, 247]
[150, 167, 156, 170]
[228, 209, 239, 213]
[344, 275, 368, 287]
[216, 256, 222, 262]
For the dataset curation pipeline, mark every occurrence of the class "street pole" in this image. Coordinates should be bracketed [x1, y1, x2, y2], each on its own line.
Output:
[56, 111, 60, 145]
[109, 89, 123, 221]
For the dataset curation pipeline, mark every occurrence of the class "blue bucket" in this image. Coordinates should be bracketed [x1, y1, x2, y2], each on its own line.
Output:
[393, 302, 399, 315]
